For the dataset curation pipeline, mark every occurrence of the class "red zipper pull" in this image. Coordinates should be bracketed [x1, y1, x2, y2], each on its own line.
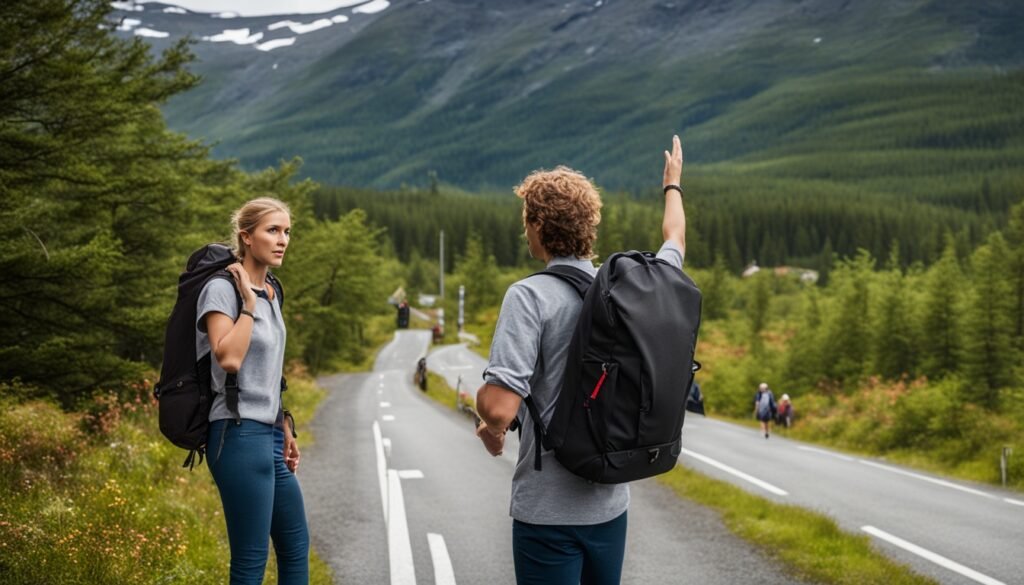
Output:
[590, 364, 609, 400]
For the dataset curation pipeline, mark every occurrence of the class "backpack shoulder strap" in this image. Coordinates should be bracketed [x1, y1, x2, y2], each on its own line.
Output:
[531, 264, 594, 299]
[267, 271, 284, 307]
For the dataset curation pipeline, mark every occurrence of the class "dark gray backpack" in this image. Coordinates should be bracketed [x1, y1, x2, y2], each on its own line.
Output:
[518, 250, 702, 484]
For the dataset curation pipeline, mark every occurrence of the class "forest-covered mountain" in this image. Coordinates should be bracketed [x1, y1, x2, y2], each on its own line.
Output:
[114, 0, 1024, 193]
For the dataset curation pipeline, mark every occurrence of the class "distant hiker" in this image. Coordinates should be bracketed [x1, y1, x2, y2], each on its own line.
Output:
[396, 300, 410, 329]
[754, 382, 777, 439]
[475, 135, 689, 584]
[776, 393, 793, 428]
[415, 357, 428, 391]
[198, 198, 309, 584]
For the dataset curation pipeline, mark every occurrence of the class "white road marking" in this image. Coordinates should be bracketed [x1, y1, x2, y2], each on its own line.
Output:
[398, 469, 424, 479]
[372, 422, 388, 523]
[798, 445, 856, 462]
[1005, 498, 1024, 507]
[862, 526, 1006, 585]
[383, 438, 392, 457]
[427, 533, 457, 585]
[381, 401, 392, 407]
[679, 447, 788, 496]
[388, 470, 417, 585]
[383, 415, 396, 422]
[858, 460, 996, 499]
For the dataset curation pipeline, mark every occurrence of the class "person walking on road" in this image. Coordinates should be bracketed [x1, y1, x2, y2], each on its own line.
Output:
[475, 135, 688, 584]
[776, 393, 793, 429]
[754, 382, 777, 439]
[198, 197, 309, 584]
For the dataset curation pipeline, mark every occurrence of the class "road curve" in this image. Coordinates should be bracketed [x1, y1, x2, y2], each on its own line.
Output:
[304, 332, 812, 584]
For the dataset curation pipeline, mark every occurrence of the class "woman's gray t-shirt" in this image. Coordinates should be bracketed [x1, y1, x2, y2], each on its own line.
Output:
[195, 278, 287, 426]
[484, 241, 685, 525]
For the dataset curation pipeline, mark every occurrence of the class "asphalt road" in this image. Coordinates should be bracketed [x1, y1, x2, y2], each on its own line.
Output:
[428, 342, 1024, 585]
[305, 331, 806, 585]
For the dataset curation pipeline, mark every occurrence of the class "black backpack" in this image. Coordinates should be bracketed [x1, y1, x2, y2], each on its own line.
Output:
[518, 250, 702, 484]
[154, 243, 284, 469]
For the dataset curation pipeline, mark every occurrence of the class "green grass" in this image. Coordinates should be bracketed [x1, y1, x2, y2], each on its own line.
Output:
[658, 465, 939, 585]
[420, 371, 477, 418]
[0, 376, 332, 585]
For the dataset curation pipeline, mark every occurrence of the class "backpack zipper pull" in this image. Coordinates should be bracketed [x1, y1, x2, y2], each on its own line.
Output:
[589, 363, 609, 400]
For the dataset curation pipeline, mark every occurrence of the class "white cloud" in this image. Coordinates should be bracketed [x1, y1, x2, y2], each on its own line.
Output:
[331, 14, 349, 23]
[163, 6, 187, 13]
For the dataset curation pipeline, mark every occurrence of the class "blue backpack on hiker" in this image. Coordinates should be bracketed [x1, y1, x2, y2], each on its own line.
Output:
[515, 250, 702, 484]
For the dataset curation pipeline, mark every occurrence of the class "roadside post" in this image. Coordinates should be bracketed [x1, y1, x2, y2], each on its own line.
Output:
[1002, 446, 1012, 487]
[458, 285, 465, 333]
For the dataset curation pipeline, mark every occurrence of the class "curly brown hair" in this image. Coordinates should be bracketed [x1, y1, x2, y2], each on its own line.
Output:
[515, 166, 602, 259]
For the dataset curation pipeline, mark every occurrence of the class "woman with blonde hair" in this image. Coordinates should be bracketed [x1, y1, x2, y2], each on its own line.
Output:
[197, 197, 309, 584]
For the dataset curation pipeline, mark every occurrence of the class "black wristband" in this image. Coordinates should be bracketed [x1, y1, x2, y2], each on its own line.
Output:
[664, 184, 683, 196]
[239, 309, 255, 320]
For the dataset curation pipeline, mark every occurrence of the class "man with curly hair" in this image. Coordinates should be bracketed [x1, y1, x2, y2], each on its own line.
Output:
[476, 136, 688, 584]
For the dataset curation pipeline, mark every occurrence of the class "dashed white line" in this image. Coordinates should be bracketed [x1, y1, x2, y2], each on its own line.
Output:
[428, 533, 457, 585]
[388, 470, 416, 585]
[857, 460, 995, 499]
[862, 526, 1006, 585]
[381, 401, 392, 407]
[372, 422, 389, 523]
[398, 469, 424, 479]
[798, 445, 856, 462]
[679, 447, 788, 496]
[383, 415, 396, 422]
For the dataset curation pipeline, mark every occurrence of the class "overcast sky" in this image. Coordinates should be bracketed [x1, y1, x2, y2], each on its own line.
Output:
[138, 0, 375, 16]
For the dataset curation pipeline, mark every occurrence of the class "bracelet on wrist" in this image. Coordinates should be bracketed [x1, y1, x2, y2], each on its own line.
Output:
[663, 184, 683, 196]
[239, 309, 255, 320]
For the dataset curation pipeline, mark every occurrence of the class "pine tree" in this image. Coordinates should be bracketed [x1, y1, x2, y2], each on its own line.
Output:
[960, 233, 1015, 407]
[920, 238, 963, 378]
[873, 246, 916, 379]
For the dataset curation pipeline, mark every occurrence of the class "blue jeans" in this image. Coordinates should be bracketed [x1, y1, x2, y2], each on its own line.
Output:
[513, 511, 628, 585]
[208, 419, 310, 585]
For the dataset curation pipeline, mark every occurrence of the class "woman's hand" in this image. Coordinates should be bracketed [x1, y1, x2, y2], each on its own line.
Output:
[663, 134, 683, 188]
[226, 262, 258, 311]
[284, 431, 301, 473]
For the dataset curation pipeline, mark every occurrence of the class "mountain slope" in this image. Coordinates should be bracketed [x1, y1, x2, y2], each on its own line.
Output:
[116, 0, 1024, 193]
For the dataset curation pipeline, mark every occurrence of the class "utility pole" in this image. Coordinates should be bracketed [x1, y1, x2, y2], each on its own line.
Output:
[439, 229, 445, 300]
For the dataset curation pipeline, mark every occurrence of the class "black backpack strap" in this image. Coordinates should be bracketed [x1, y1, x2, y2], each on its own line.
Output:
[521, 395, 546, 471]
[532, 265, 593, 299]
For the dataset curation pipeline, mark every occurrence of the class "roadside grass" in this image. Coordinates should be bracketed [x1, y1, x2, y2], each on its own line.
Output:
[420, 371, 477, 418]
[0, 376, 332, 585]
[658, 465, 939, 585]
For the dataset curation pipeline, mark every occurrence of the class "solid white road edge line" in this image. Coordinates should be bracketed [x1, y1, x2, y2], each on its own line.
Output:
[679, 447, 788, 496]
[1005, 498, 1024, 507]
[398, 469, 424, 479]
[427, 533, 457, 585]
[388, 469, 417, 585]
[373, 422, 388, 523]
[797, 445, 856, 462]
[861, 526, 1006, 585]
[857, 460, 996, 499]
